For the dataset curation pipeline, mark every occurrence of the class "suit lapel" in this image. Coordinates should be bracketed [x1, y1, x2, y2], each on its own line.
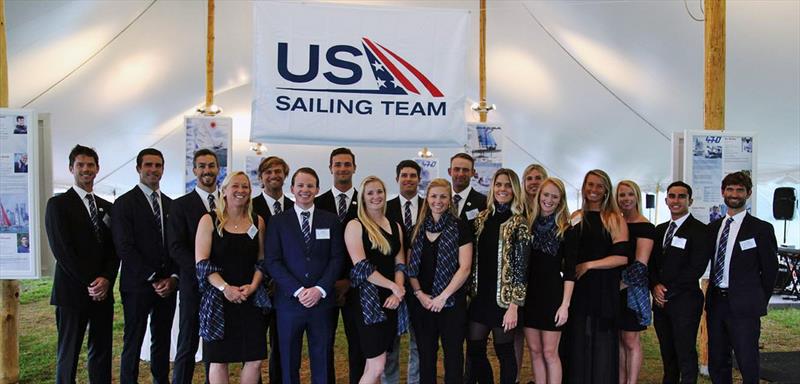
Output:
[66, 188, 95, 230]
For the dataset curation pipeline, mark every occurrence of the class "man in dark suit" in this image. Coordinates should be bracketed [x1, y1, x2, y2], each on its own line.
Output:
[706, 171, 778, 383]
[314, 147, 361, 383]
[251, 155, 293, 383]
[383, 159, 423, 384]
[112, 148, 177, 384]
[168, 148, 220, 384]
[448, 153, 486, 225]
[265, 167, 344, 384]
[649, 181, 710, 384]
[45, 145, 119, 384]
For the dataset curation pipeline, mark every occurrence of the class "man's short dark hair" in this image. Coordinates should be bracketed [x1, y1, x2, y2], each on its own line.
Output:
[667, 181, 693, 199]
[259, 156, 290, 176]
[193, 148, 218, 168]
[292, 167, 320, 187]
[449, 153, 475, 168]
[136, 148, 164, 168]
[721, 171, 753, 193]
[329, 147, 356, 167]
[68, 145, 99, 167]
[395, 160, 421, 178]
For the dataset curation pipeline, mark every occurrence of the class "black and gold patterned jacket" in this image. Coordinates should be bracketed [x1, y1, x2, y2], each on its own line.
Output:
[470, 211, 531, 308]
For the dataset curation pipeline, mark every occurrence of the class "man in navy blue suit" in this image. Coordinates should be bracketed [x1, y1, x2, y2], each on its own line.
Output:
[265, 167, 344, 384]
[706, 171, 778, 384]
[112, 148, 177, 384]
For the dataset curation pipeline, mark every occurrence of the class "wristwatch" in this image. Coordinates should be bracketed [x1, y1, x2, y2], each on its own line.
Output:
[216, 282, 228, 292]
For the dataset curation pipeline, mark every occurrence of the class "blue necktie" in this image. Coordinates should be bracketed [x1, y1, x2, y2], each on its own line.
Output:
[663, 221, 677, 251]
[403, 200, 413, 234]
[151, 191, 163, 243]
[273, 200, 282, 215]
[337, 193, 347, 222]
[301, 211, 312, 252]
[86, 194, 101, 241]
[712, 217, 734, 287]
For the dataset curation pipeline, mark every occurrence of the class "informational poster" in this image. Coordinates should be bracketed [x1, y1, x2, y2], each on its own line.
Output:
[251, 2, 469, 146]
[683, 131, 757, 224]
[466, 123, 503, 195]
[414, 157, 439, 196]
[245, 155, 266, 197]
[184, 116, 232, 193]
[0, 108, 40, 279]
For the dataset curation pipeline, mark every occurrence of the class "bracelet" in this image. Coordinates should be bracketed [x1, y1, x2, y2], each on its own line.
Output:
[413, 289, 422, 296]
[216, 282, 228, 292]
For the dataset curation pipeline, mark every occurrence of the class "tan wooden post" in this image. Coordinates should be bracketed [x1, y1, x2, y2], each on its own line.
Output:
[699, 0, 725, 374]
[0, 0, 22, 382]
[478, 0, 487, 123]
[205, 0, 215, 110]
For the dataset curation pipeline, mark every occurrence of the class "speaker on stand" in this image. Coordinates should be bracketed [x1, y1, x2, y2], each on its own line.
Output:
[773, 187, 797, 245]
[645, 193, 656, 222]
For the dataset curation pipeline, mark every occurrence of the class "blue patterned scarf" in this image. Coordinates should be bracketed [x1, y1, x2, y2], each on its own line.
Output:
[408, 212, 460, 307]
[351, 259, 409, 335]
[530, 214, 560, 256]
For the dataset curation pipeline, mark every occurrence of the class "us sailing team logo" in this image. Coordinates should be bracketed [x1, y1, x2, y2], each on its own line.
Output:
[275, 37, 448, 116]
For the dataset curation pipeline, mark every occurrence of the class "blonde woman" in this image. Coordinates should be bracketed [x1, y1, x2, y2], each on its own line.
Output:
[407, 178, 474, 384]
[616, 180, 655, 384]
[522, 164, 549, 223]
[195, 171, 269, 384]
[345, 176, 407, 384]
[522, 178, 575, 384]
[467, 168, 531, 383]
[563, 170, 630, 384]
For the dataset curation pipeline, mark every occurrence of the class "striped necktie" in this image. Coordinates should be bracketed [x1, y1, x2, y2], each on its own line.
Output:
[301, 211, 312, 252]
[663, 221, 677, 251]
[86, 194, 101, 241]
[337, 193, 347, 222]
[207, 194, 216, 212]
[273, 200, 282, 215]
[151, 191, 163, 242]
[712, 217, 734, 287]
[403, 200, 413, 234]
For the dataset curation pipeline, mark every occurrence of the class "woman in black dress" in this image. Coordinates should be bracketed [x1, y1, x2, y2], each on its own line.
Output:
[345, 175, 406, 384]
[563, 169, 629, 384]
[407, 178, 474, 384]
[616, 180, 655, 384]
[195, 171, 268, 384]
[523, 178, 575, 384]
[468, 168, 531, 384]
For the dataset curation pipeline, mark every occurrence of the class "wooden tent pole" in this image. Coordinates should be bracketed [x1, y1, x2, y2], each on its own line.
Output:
[205, 0, 215, 109]
[0, 0, 21, 383]
[699, 0, 725, 375]
[478, 0, 487, 123]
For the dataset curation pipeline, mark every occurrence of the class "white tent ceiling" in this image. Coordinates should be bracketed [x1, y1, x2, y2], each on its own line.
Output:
[6, 0, 800, 239]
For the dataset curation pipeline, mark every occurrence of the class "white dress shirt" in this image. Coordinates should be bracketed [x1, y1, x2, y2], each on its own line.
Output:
[73, 184, 95, 216]
[398, 194, 419, 225]
[452, 185, 473, 216]
[664, 212, 691, 246]
[263, 192, 285, 215]
[194, 186, 218, 212]
[332, 186, 356, 208]
[715, 210, 748, 288]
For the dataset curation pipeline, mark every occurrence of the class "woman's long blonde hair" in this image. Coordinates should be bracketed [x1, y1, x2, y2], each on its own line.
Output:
[579, 169, 624, 234]
[486, 168, 526, 216]
[410, 178, 456, 245]
[529, 177, 570, 238]
[356, 175, 391, 255]
[214, 171, 254, 236]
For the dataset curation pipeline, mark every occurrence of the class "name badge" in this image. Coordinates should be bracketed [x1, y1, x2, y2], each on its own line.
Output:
[740, 238, 757, 250]
[570, 215, 582, 226]
[316, 228, 330, 239]
[247, 224, 258, 239]
[671, 236, 687, 249]
[465, 209, 479, 220]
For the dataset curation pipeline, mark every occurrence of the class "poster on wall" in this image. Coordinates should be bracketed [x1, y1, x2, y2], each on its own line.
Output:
[0, 108, 40, 279]
[466, 123, 503, 195]
[184, 116, 232, 193]
[683, 130, 756, 224]
[246, 155, 266, 197]
[414, 157, 439, 196]
[251, 2, 469, 146]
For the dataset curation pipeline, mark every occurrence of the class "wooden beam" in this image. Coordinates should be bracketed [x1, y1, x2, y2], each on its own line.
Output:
[478, 0, 487, 123]
[205, 0, 215, 109]
[704, 0, 725, 131]
[0, 1, 21, 383]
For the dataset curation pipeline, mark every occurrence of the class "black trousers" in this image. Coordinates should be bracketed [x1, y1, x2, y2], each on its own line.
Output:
[653, 291, 703, 384]
[268, 309, 283, 383]
[707, 290, 762, 384]
[410, 294, 467, 384]
[340, 291, 366, 384]
[172, 282, 203, 384]
[120, 290, 176, 384]
[55, 303, 114, 384]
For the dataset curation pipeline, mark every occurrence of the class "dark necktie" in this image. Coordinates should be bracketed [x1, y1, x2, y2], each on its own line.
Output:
[403, 200, 413, 233]
[663, 221, 678, 251]
[273, 200, 282, 215]
[337, 193, 347, 222]
[86, 194, 101, 241]
[151, 191, 163, 242]
[208, 194, 216, 212]
[712, 217, 735, 287]
[453, 194, 463, 213]
[301, 211, 312, 252]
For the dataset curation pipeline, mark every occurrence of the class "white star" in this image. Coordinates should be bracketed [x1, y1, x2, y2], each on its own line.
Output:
[371, 61, 386, 72]
[376, 79, 386, 88]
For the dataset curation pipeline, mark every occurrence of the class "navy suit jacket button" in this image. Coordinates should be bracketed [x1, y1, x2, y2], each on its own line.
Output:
[304, 273, 310, 278]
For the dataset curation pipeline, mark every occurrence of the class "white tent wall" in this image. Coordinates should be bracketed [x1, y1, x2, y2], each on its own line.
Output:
[7, 0, 799, 246]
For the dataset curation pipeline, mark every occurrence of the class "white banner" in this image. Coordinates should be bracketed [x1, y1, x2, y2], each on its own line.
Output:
[251, 2, 469, 146]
